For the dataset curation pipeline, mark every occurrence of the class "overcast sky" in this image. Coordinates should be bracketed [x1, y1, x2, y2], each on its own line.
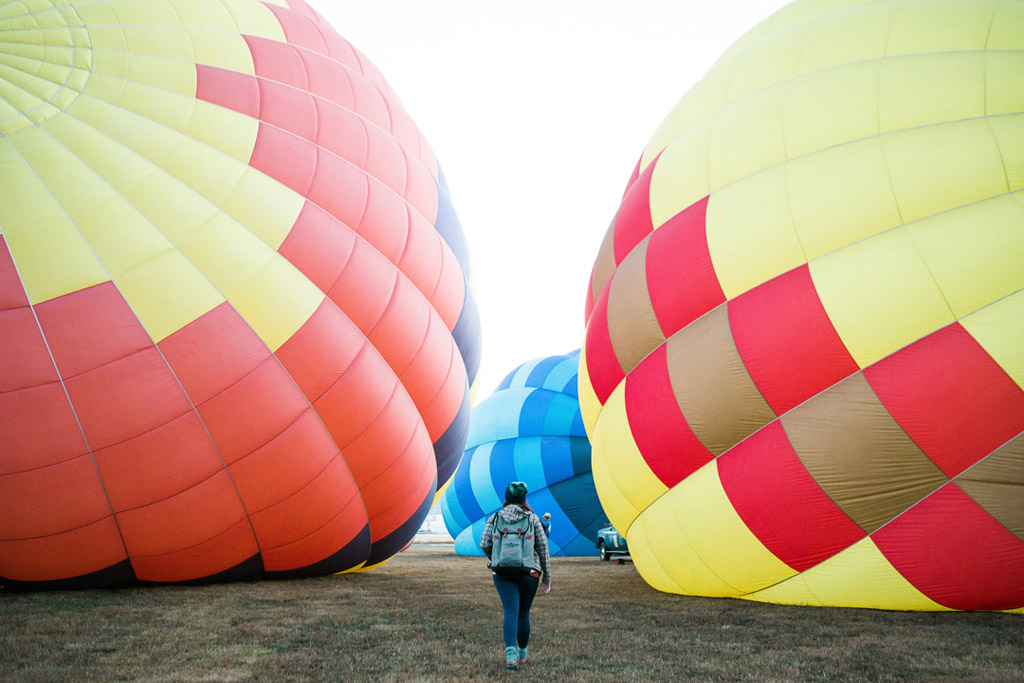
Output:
[316, 0, 794, 398]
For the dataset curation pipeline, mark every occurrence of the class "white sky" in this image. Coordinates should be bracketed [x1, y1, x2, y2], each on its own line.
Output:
[316, 0, 793, 398]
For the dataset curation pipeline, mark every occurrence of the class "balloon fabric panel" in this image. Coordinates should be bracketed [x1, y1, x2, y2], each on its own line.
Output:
[0, 0, 479, 588]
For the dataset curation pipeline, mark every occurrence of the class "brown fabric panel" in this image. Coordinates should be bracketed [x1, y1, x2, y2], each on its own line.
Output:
[589, 217, 618, 310]
[781, 374, 949, 534]
[607, 239, 664, 375]
[665, 305, 775, 456]
[957, 433, 1024, 542]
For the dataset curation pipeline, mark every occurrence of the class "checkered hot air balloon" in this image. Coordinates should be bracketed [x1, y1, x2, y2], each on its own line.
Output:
[0, 0, 480, 589]
[442, 351, 606, 557]
[581, 0, 1024, 612]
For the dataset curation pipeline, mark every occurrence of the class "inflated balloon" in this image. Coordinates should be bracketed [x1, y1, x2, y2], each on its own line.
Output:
[581, 0, 1024, 612]
[442, 351, 605, 557]
[0, 0, 480, 589]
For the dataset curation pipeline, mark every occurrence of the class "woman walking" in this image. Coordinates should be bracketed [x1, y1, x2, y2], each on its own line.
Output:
[480, 481, 552, 671]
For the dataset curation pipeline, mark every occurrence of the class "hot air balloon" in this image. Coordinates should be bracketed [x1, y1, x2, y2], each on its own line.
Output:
[442, 351, 605, 557]
[0, 0, 480, 589]
[581, 0, 1024, 612]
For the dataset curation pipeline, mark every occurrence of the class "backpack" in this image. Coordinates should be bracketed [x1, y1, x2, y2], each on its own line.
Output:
[488, 512, 536, 575]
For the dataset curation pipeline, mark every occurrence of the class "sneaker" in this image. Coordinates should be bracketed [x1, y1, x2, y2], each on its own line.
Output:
[505, 646, 519, 672]
[505, 661, 519, 672]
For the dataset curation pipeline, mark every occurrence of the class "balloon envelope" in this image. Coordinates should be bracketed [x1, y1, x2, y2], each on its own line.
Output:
[0, 0, 479, 588]
[581, 0, 1024, 612]
[442, 351, 605, 557]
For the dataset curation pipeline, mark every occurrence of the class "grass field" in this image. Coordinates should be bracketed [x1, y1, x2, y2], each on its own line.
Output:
[1, 547, 1021, 682]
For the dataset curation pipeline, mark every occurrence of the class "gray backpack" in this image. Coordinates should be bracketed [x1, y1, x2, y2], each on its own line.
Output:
[488, 513, 536, 575]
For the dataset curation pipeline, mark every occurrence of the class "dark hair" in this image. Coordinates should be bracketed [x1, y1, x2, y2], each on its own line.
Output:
[502, 499, 534, 514]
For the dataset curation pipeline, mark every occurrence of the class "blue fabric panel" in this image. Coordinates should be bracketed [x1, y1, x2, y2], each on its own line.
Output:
[441, 491, 469, 539]
[487, 439, 518, 506]
[453, 445, 484, 525]
[471, 442, 503, 513]
[455, 525, 485, 556]
[512, 437, 549, 493]
[467, 388, 530, 447]
[543, 394, 583, 435]
[562, 535, 600, 557]
[451, 285, 482, 386]
[548, 473, 604, 547]
[518, 389, 556, 436]
[539, 436, 575, 485]
[543, 355, 580, 396]
[569, 436, 592, 476]
[569, 407, 587, 437]
[432, 388, 470, 487]
[525, 355, 562, 388]
[432, 174, 470, 272]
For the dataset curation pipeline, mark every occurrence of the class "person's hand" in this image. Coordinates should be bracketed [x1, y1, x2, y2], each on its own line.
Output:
[540, 583, 551, 595]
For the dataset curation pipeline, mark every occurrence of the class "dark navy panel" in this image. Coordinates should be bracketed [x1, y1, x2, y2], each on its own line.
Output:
[0, 558, 137, 592]
[569, 436, 592, 476]
[451, 284, 482, 385]
[433, 388, 470, 486]
[364, 482, 436, 567]
[265, 525, 371, 580]
[433, 173, 470, 272]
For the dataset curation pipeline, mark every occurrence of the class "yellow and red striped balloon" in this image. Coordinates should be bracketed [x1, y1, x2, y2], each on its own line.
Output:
[581, 0, 1024, 612]
[0, 0, 480, 588]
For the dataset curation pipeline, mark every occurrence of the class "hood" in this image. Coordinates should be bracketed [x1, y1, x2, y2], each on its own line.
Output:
[498, 505, 528, 525]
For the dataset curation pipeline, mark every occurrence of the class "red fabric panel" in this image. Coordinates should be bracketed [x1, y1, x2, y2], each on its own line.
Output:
[402, 152, 439, 226]
[874, 482, 1024, 611]
[64, 347, 193, 451]
[250, 122, 317, 196]
[158, 302, 271, 406]
[360, 122, 407, 196]
[0, 454, 113, 539]
[93, 411, 223, 513]
[130, 517, 257, 583]
[259, 474, 367, 571]
[313, 95, 365, 165]
[275, 299, 366, 403]
[267, 3, 328, 53]
[730, 265, 859, 416]
[244, 34, 308, 89]
[584, 283, 624, 404]
[719, 421, 866, 572]
[865, 323, 1024, 478]
[194, 354, 312, 465]
[346, 68, 390, 132]
[625, 343, 713, 487]
[116, 470, 250, 560]
[278, 200, 358, 293]
[612, 157, 655, 263]
[34, 282, 151, 378]
[303, 146, 367, 228]
[0, 307, 58, 393]
[395, 208, 440, 296]
[0, 383, 87, 474]
[0, 517, 126, 582]
[194, 64, 259, 118]
[0, 236, 27, 309]
[621, 156, 643, 200]
[645, 196, 724, 338]
[257, 77, 317, 140]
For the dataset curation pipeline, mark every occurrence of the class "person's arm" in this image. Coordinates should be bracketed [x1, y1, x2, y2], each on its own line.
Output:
[533, 514, 551, 592]
[480, 513, 496, 555]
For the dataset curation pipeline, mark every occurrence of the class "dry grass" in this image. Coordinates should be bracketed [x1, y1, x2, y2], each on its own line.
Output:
[1, 547, 1021, 682]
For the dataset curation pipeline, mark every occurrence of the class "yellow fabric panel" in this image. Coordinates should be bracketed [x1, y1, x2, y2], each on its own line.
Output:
[883, 119, 1008, 226]
[725, 15, 808, 100]
[961, 289, 1024, 392]
[988, 0, 1024, 50]
[750, 538, 949, 611]
[590, 383, 668, 533]
[886, 0, 998, 55]
[787, 138, 901, 260]
[177, 211, 322, 352]
[707, 84, 788, 192]
[628, 507, 731, 597]
[705, 165, 806, 299]
[990, 114, 1024, 192]
[577, 344, 602, 437]
[662, 461, 795, 596]
[784, 60, 880, 159]
[878, 53, 985, 134]
[744, 573, 824, 608]
[116, 249, 224, 342]
[66, 94, 296, 249]
[0, 139, 108, 303]
[87, 49, 196, 99]
[647, 118, 713, 229]
[640, 54, 735, 169]
[811, 228, 955, 368]
[907, 194, 1024, 320]
[795, 1, 895, 73]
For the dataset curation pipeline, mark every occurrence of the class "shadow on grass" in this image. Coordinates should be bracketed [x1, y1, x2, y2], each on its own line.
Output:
[1, 549, 1021, 682]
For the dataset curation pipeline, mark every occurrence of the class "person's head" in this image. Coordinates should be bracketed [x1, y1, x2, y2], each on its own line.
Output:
[543, 513, 551, 520]
[503, 481, 528, 508]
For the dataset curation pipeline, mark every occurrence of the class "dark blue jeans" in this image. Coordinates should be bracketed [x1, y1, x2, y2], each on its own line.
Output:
[492, 572, 540, 648]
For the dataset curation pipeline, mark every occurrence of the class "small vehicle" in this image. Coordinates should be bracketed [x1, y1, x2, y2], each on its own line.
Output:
[595, 524, 629, 561]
